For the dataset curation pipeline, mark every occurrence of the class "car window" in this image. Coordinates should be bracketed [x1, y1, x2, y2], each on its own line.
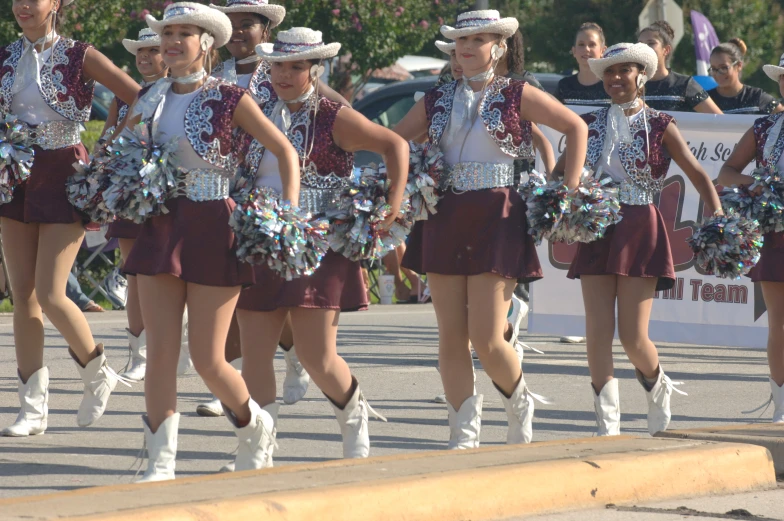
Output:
[362, 94, 417, 129]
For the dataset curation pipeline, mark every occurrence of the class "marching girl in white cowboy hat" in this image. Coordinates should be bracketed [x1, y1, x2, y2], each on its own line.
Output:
[109, 2, 302, 481]
[554, 43, 723, 436]
[717, 53, 784, 424]
[394, 10, 588, 448]
[233, 27, 408, 462]
[1, 0, 140, 437]
[194, 0, 323, 419]
[95, 28, 192, 385]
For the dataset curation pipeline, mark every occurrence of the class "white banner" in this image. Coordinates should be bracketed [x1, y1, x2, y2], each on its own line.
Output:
[529, 109, 768, 348]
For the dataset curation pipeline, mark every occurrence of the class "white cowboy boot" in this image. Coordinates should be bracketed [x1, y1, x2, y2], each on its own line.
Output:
[136, 413, 179, 483]
[771, 379, 784, 424]
[281, 345, 310, 405]
[496, 375, 538, 444]
[447, 394, 483, 449]
[196, 358, 242, 417]
[121, 329, 146, 382]
[593, 379, 620, 436]
[73, 345, 124, 427]
[224, 400, 279, 471]
[177, 308, 193, 377]
[330, 380, 387, 458]
[2, 367, 49, 437]
[636, 366, 685, 435]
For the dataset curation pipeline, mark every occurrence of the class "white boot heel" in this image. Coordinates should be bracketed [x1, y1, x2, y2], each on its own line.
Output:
[121, 329, 146, 382]
[330, 380, 387, 459]
[2, 367, 49, 437]
[137, 413, 179, 483]
[593, 379, 620, 436]
[225, 399, 279, 471]
[447, 394, 483, 449]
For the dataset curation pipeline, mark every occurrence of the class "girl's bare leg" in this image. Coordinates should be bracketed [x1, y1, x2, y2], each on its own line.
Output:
[236, 308, 287, 406]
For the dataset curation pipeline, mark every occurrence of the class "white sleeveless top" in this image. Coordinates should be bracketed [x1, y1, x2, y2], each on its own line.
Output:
[10, 46, 68, 126]
[254, 151, 283, 193]
[441, 89, 513, 166]
[155, 87, 215, 171]
[236, 73, 253, 90]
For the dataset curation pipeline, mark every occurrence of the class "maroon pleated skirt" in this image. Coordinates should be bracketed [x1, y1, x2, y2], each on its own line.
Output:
[124, 197, 253, 287]
[567, 203, 675, 291]
[749, 232, 784, 283]
[106, 219, 142, 240]
[0, 145, 87, 224]
[236, 250, 368, 312]
[401, 187, 542, 282]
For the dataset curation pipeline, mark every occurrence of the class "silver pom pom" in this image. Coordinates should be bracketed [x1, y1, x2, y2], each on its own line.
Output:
[405, 141, 443, 222]
[327, 164, 410, 261]
[65, 154, 115, 224]
[101, 124, 180, 224]
[231, 187, 330, 281]
[687, 210, 763, 279]
[0, 115, 35, 205]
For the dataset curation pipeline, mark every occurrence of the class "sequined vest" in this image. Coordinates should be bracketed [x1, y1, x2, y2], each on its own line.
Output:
[212, 58, 270, 103]
[117, 99, 129, 123]
[582, 107, 674, 205]
[244, 81, 354, 188]
[142, 77, 245, 172]
[424, 76, 534, 160]
[753, 112, 784, 168]
[0, 37, 95, 122]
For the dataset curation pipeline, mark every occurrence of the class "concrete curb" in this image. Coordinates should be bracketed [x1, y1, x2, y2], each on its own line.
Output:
[0, 437, 776, 521]
[657, 423, 784, 475]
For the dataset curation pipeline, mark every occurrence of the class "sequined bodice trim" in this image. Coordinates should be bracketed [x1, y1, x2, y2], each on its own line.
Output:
[424, 76, 533, 159]
[212, 58, 270, 103]
[0, 37, 94, 122]
[753, 112, 784, 168]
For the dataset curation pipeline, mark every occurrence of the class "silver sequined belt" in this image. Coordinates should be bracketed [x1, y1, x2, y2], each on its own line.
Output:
[179, 168, 233, 202]
[300, 186, 343, 216]
[619, 179, 657, 205]
[443, 162, 515, 192]
[25, 120, 82, 150]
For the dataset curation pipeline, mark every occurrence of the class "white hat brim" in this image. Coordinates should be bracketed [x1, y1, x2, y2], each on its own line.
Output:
[435, 41, 455, 55]
[122, 37, 162, 55]
[146, 7, 232, 49]
[588, 48, 658, 80]
[208, 4, 285, 28]
[440, 18, 518, 39]
[764, 65, 784, 82]
[256, 42, 341, 62]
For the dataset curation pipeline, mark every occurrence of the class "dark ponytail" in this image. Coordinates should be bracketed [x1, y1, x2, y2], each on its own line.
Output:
[639, 20, 675, 65]
[505, 30, 525, 75]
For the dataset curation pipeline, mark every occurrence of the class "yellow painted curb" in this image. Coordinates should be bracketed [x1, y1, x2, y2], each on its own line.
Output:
[2, 438, 777, 521]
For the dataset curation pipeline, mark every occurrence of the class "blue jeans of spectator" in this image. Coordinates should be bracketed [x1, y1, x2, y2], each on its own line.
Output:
[66, 272, 92, 311]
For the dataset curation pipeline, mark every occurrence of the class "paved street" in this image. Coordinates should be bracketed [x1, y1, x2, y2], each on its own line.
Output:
[0, 304, 775, 501]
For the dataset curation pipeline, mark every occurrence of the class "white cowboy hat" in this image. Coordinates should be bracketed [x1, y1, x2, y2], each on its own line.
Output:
[440, 10, 519, 40]
[435, 40, 455, 55]
[209, 0, 285, 29]
[256, 28, 341, 62]
[146, 2, 233, 49]
[763, 53, 784, 82]
[122, 28, 161, 55]
[589, 43, 659, 82]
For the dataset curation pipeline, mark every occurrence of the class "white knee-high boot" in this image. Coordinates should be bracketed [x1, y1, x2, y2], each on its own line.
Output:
[137, 413, 179, 483]
[121, 329, 146, 382]
[2, 367, 49, 437]
[330, 379, 387, 458]
[636, 366, 685, 435]
[447, 394, 483, 449]
[593, 379, 620, 436]
[225, 399, 279, 471]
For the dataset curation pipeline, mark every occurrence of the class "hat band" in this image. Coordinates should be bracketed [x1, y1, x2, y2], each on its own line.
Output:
[227, 0, 270, 6]
[272, 40, 324, 54]
[164, 5, 198, 19]
[603, 47, 629, 59]
[139, 34, 157, 41]
[455, 16, 501, 29]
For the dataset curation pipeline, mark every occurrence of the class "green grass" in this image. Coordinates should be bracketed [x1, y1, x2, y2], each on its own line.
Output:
[81, 120, 106, 153]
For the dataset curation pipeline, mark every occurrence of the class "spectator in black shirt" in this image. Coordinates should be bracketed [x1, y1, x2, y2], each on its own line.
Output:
[555, 22, 610, 106]
[707, 38, 782, 115]
[638, 21, 722, 113]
